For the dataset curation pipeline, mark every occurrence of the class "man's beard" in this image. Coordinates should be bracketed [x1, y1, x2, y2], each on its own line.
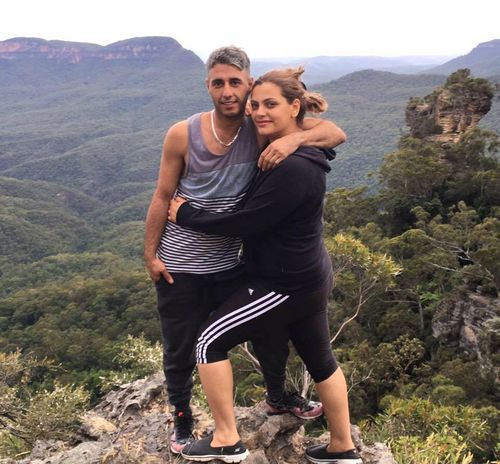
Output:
[213, 97, 248, 120]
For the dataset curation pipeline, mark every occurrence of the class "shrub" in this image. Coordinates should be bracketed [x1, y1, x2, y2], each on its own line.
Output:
[21, 383, 90, 444]
[99, 334, 162, 392]
[0, 350, 89, 458]
[390, 427, 474, 464]
[362, 397, 498, 461]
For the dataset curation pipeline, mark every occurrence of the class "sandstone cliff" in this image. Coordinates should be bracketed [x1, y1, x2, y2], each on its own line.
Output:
[0, 373, 396, 464]
[432, 292, 500, 383]
[0, 37, 200, 65]
[405, 68, 495, 143]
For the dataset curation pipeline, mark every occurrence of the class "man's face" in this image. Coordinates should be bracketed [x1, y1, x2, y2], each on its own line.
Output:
[206, 64, 253, 119]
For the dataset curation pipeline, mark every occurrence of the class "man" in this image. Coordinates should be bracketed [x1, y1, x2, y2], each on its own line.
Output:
[144, 46, 346, 454]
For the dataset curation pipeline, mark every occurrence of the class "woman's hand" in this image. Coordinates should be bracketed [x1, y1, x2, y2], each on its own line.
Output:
[168, 196, 188, 223]
[258, 132, 302, 171]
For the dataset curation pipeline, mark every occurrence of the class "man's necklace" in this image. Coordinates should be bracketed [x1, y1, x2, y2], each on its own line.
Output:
[210, 110, 242, 147]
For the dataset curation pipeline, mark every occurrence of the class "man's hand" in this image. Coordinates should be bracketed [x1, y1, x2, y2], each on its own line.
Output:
[168, 196, 188, 224]
[144, 120, 187, 286]
[258, 132, 302, 171]
[145, 256, 174, 284]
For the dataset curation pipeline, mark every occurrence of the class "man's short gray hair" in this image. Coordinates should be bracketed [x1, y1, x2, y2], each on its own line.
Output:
[206, 46, 250, 73]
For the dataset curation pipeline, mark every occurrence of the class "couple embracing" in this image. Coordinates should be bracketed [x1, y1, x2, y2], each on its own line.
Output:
[144, 46, 362, 464]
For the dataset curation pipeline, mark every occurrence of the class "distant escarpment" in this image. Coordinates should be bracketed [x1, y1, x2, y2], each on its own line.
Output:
[0, 36, 201, 65]
[406, 69, 495, 143]
[429, 39, 500, 77]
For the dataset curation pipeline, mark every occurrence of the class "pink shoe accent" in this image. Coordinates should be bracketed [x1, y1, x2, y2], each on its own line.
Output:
[170, 431, 191, 454]
[265, 400, 323, 420]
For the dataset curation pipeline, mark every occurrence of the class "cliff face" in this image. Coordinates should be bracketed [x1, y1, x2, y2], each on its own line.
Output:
[0, 37, 197, 64]
[1, 373, 396, 464]
[406, 69, 495, 143]
[432, 292, 500, 382]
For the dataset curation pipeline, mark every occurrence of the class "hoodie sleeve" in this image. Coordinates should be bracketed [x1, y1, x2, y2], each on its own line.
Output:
[176, 157, 310, 237]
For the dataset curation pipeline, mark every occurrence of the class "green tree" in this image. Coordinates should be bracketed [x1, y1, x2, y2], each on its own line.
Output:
[325, 233, 402, 343]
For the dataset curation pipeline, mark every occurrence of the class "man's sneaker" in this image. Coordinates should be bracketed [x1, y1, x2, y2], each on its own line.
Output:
[181, 435, 249, 463]
[265, 391, 323, 420]
[170, 410, 194, 454]
[305, 444, 362, 464]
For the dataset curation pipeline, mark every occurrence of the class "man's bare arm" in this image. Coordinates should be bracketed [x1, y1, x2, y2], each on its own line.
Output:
[258, 118, 346, 170]
[144, 121, 187, 283]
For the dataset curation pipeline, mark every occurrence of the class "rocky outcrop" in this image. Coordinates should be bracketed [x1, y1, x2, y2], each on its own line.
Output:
[0, 38, 101, 63]
[1, 373, 396, 464]
[406, 69, 494, 143]
[432, 292, 500, 381]
[0, 37, 198, 64]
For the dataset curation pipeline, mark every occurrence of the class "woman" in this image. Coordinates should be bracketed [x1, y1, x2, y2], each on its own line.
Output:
[168, 67, 362, 464]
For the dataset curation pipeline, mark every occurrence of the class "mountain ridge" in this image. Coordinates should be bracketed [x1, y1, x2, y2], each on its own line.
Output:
[252, 55, 455, 84]
[429, 39, 500, 76]
[0, 36, 198, 63]
[3, 35, 499, 83]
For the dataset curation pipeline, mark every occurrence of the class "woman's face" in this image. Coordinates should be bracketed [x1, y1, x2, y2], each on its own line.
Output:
[250, 82, 300, 141]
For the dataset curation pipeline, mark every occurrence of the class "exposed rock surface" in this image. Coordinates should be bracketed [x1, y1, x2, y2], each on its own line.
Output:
[0, 37, 199, 64]
[432, 292, 500, 381]
[405, 69, 494, 143]
[1, 373, 396, 464]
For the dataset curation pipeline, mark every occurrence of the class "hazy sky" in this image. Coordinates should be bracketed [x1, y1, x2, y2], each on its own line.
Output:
[2, 0, 499, 60]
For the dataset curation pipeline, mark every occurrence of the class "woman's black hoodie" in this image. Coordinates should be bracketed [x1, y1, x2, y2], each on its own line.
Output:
[176, 146, 333, 294]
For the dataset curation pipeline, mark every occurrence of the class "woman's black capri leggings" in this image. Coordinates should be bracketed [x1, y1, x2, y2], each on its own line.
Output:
[196, 275, 337, 383]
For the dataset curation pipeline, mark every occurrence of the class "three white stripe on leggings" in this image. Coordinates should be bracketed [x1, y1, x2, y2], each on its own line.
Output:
[196, 291, 290, 363]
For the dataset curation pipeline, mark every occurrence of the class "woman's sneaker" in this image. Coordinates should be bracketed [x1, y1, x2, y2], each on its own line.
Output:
[181, 435, 249, 463]
[305, 445, 362, 463]
[265, 391, 323, 420]
[170, 410, 194, 454]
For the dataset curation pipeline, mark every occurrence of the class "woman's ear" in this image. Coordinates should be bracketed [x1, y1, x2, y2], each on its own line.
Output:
[291, 98, 301, 118]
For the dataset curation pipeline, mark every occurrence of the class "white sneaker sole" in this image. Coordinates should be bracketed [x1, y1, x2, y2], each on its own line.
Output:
[182, 449, 249, 463]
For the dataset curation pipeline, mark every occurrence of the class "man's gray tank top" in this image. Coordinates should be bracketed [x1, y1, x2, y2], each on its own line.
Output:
[157, 112, 259, 273]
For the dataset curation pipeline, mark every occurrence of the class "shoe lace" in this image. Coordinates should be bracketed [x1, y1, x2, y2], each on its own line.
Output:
[286, 391, 313, 411]
[174, 411, 193, 440]
[274, 392, 312, 411]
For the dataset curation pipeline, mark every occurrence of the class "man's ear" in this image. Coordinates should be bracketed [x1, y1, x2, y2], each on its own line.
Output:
[205, 78, 210, 90]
